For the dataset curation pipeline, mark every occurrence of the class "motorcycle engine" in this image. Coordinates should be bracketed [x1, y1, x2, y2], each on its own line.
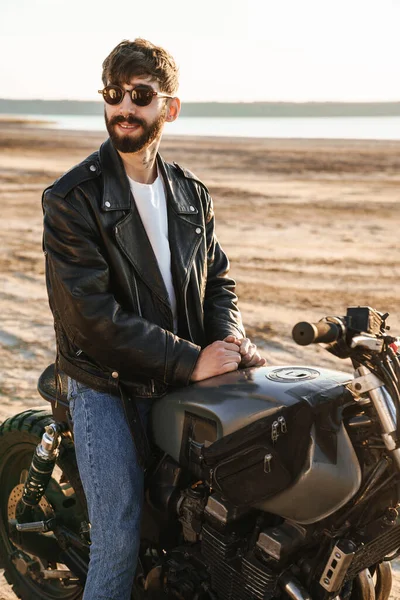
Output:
[173, 488, 304, 600]
[145, 401, 400, 600]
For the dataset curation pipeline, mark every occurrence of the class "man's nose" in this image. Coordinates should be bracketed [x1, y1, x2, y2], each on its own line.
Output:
[118, 90, 136, 114]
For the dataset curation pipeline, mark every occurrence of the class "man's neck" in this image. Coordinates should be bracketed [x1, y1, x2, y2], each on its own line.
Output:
[118, 139, 160, 184]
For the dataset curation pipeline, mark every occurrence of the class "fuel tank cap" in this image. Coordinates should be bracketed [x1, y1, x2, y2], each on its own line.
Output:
[266, 367, 320, 382]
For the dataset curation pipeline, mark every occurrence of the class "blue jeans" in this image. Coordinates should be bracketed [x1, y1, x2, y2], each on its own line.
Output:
[67, 378, 152, 600]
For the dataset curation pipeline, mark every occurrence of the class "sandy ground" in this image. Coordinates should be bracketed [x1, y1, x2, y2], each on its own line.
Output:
[1, 124, 400, 598]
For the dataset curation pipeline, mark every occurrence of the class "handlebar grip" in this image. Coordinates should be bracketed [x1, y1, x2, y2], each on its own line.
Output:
[292, 320, 341, 346]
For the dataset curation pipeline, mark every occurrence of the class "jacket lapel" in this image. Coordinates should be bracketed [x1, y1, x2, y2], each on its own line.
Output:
[100, 140, 169, 303]
[158, 157, 204, 294]
[114, 205, 170, 304]
[99, 140, 131, 211]
[99, 141, 203, 303]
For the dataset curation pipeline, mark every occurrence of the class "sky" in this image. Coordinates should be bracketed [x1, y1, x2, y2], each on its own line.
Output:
[1, 0, 400, 103]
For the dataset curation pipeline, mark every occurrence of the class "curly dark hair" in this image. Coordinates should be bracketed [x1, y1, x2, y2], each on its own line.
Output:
[101, 38, 179, 94]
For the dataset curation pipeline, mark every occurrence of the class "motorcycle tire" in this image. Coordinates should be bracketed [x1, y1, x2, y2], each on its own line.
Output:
[0, 409, 85, 600]
[350, 563, 392, 600]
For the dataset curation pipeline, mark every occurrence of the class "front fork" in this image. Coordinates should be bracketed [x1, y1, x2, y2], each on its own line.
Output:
[316, 368, 399, 598]
[349, 366, 400, 471]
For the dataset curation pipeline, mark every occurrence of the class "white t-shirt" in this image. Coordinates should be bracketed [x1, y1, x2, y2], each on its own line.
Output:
[128, 173, 178, 332]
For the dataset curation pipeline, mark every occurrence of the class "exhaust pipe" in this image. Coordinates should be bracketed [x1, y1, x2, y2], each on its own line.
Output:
[280, 573, 312, 600]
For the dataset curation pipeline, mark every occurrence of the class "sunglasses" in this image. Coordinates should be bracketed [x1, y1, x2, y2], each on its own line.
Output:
[98, 84, 174, 107]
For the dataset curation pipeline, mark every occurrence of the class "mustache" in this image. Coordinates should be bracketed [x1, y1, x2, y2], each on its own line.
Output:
[108, 114, 145, 127]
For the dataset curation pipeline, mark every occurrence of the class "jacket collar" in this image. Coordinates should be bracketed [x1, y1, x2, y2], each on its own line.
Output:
[99, 139, 131, 211]
[158, 158, 199, 215]
[99, 138, 199, 216]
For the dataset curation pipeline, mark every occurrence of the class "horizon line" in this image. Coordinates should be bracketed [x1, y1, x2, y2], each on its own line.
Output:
[1, 98, 400, 105]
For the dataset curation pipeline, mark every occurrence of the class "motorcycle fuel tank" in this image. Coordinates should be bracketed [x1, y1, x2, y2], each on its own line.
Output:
[152, 365, 351, 457]
[151, 365, 362, 524]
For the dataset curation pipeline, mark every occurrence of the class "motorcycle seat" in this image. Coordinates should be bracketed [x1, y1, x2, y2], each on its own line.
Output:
[37, 363, 69, 408]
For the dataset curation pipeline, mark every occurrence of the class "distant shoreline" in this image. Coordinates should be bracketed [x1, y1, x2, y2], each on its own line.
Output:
[3, 119, 400, 148]
[2, 113, 400, 142]
[2, 98, 400, 118]
[0, 115, 53, 126]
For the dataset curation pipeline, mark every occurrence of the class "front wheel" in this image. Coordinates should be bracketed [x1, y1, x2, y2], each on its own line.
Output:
[344, 563, 393, 600]
[0, 409, 86, 600]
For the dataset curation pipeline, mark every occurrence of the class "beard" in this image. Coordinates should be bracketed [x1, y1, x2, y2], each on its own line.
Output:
[105, 108, 167, 154]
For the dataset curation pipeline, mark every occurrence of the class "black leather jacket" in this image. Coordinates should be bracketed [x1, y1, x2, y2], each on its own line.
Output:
[42, 138, 245, 399]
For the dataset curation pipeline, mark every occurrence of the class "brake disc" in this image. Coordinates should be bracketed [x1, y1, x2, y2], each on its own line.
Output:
[7, 483, 56, 579]
[8, 483, 54, 521]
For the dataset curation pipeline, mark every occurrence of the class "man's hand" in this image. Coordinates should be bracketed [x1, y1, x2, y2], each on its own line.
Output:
[191, 340, 242, 382]
[224, 335, 266, 368]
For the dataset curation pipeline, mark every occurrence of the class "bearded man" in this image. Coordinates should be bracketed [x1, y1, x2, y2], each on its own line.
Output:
[42, 38, 265, 600]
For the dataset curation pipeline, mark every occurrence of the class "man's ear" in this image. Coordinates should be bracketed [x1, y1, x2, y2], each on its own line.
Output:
[166, 97, 181, 122]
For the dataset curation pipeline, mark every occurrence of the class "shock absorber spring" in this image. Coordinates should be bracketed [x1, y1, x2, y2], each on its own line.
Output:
[21, 424, 61, 507]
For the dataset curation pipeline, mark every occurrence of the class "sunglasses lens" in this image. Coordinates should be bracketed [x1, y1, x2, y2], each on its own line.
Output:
[103, 86, 123, 105]
[101, 85, 156, 106]
[132, 86, 154, 107]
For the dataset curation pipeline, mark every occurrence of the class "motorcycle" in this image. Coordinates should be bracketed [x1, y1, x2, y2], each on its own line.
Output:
[1, 305, 400, 600]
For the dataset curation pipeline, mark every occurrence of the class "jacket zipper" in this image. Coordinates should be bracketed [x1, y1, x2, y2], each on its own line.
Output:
[133, 275, 142, 317]
[183, 284, 193, 342]
[133, 273, 155, 393]
[115, 221, 199, 392]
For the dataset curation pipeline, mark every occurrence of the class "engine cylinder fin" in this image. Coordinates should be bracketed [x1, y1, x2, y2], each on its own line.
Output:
[202, 525, 278, 600]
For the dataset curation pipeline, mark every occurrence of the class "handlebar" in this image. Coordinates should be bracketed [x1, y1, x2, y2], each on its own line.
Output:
[292, 320, 342, 346]
[292, 308, 390, 350]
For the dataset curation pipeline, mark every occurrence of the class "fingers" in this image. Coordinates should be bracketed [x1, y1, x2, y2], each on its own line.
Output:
[221, 361, 240, 373]
[215, 340, 242, 353]
[239, 343, 267, 368]
[244, 355, 266, 368]
[212, 339, 242, 369]
[213, 341, 240, 356]
[221, 338, 266, 368]
[223, 342, 243, 353]
[238, 338, 252, 356]
[191, 341, 242, 382]
[223, 335, 241, 347]
[223, 336, 255, 359]
[240, 341, 256, 364]
[223, 351, 242, 365]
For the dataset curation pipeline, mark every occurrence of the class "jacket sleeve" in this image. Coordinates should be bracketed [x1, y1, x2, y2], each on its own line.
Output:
[43, 188, 200, 386]
[202, 194, 246, 343]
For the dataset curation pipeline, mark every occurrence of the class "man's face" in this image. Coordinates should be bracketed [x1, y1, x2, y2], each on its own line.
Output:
[104, 76, 169, 154]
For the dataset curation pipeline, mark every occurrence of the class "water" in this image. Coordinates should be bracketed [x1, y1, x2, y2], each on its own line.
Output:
[10, 113, 400, 140]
